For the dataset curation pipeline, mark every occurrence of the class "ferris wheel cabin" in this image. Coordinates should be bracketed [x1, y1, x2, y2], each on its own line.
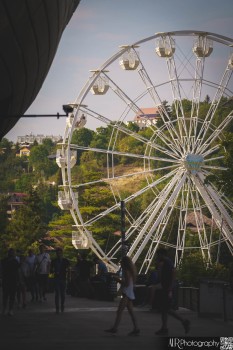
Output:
[193, 36, 213, 57]
[119, 46, 140, 70]
[155, 36, 175, 57]
[90, 71, 109, 95]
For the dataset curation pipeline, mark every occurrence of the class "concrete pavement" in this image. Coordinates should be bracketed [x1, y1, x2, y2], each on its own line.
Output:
[0, 292, 232, 350]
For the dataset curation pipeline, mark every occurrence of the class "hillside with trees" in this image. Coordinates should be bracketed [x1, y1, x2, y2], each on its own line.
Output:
[0, 97, 233, 283]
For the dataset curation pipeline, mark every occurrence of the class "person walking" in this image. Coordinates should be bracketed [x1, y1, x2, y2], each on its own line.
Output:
[154, 248, 190, 335]
[1, 248, 20, 316]
[74, 253, 93, 297]
[34, 244, 51, 302]
[25, 248, 38, 302]
[17, 254, 29, 308]
[105, 256, 140, 336]
[51, 247, 70, 313]
[93, 256, 108, 282]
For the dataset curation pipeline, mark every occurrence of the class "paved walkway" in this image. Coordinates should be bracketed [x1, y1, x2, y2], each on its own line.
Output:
[0, 292, 232, 350]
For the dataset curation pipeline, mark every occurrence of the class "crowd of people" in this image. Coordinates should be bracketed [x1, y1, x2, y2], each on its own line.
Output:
[0, 245, 111, 315]
[0, 245, 52, 315]
[0, 245, 190, 336]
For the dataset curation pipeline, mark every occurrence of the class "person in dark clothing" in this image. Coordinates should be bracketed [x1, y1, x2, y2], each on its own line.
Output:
[140, 267, 161, 308]
[74, 253, 93, 297]
[51, 247, 70, 313]
[155, 248, 190, 336]
[92, 256, 108, 282]
[1, 248, 20, 316]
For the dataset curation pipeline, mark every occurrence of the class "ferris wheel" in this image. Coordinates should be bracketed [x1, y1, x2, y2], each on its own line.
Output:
[57, 30, 233, 273]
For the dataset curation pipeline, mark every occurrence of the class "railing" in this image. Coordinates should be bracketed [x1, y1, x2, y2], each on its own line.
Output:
[179, 282, 233, 322]
[178, 286, 199, 312]
[134, 277, 233, 322]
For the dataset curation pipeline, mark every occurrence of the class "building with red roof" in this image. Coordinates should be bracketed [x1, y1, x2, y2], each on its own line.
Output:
[131, 107, 160, 129]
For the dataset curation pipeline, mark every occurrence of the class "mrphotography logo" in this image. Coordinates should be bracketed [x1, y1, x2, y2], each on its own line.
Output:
[168, 337, 221, 350]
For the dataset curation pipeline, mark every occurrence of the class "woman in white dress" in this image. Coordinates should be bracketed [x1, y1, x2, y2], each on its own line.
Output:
[105, 256, 140, 336]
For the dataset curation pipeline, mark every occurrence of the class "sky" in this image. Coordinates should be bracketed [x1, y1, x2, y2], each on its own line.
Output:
[5, 0, 233, 142]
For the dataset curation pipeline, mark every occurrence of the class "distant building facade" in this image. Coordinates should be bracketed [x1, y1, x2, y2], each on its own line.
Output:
[128, 107, 161, 130]
[17, 133, 62, 145]
[16, 144, 31, 157]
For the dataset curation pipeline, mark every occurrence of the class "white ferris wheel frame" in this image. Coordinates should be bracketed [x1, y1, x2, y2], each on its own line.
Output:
[57, 30, 233, 273]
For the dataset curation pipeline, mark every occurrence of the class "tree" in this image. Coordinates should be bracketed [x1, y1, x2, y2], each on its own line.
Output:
[0, 189, 53, 254]
[156, 100, 172, 128]
[71, 128, 94, 146]
[205, 132, 233, 197]
[0, 138, 13, 161]
[0, 144, 28, 191]
[48, 212, 77, 260]
[0, 194, 9, 234]
[204, 95, 211, 104]
[126, 122, 140, 133]
[71, 127, 94, 164]
[29, 144, 57, 178]
[177, 251, 230, 286]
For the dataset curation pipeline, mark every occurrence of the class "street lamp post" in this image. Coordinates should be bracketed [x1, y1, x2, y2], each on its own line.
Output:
[121, 200, 127, 257]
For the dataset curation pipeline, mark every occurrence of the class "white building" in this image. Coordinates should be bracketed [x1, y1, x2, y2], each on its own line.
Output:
[17, 133, 62, 145]
[129, 108, 160, 130]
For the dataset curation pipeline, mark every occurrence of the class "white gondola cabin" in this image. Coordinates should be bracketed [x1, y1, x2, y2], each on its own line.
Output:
[58, 191, 72, 210]
[72, 231, 90, 249]
[228, 53, 233, 69]
[56, 149, 77, 168]
[56, 149, 66, 168]
[119, 46, 140, 70]
[90, 71, 109, 95]
[66, 113, 74, 128]
[66, 113, 87, 129]
[193, 36, 213, 57]
[155, 36, 175, 58]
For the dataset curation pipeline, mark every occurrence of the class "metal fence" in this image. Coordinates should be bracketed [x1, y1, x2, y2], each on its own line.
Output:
[178, 281, 233, 322]
[178, 286, 199, 312]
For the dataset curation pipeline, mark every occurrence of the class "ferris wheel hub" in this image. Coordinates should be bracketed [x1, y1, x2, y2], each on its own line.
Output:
[184, 154, 204, 174]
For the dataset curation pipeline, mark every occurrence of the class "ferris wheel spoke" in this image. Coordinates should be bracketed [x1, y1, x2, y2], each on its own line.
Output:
[95, 173, 179, 262]
[118, 169, 184, 250]
[102, 70, 147, 116]
[138, 213, 174, 273]
[189, 186, 212, 263]
[195, 63, 233, 153]
[201, 179, 233, 214]
[107, 83, 179, 159]
[136, 64, 184, 152]
[128, 171, 187, 263]
[70, 143, 179, 164]
[174, 180, 191, 266]
[83, 168, 179, 226]
[165, 54, 189, 142]
[82, 107, 179, 159]
[197, 113, 233, 155]
[192, 173, 233, 252]
[218, 193, 233, 213]
[202, 165, 227, 171]
[148, 125, 182, 158]
[204, 156, 225, 163]
[70, 164, 178, 189]
[189, 57, 205, 145]
[201, 144, 220, 158]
